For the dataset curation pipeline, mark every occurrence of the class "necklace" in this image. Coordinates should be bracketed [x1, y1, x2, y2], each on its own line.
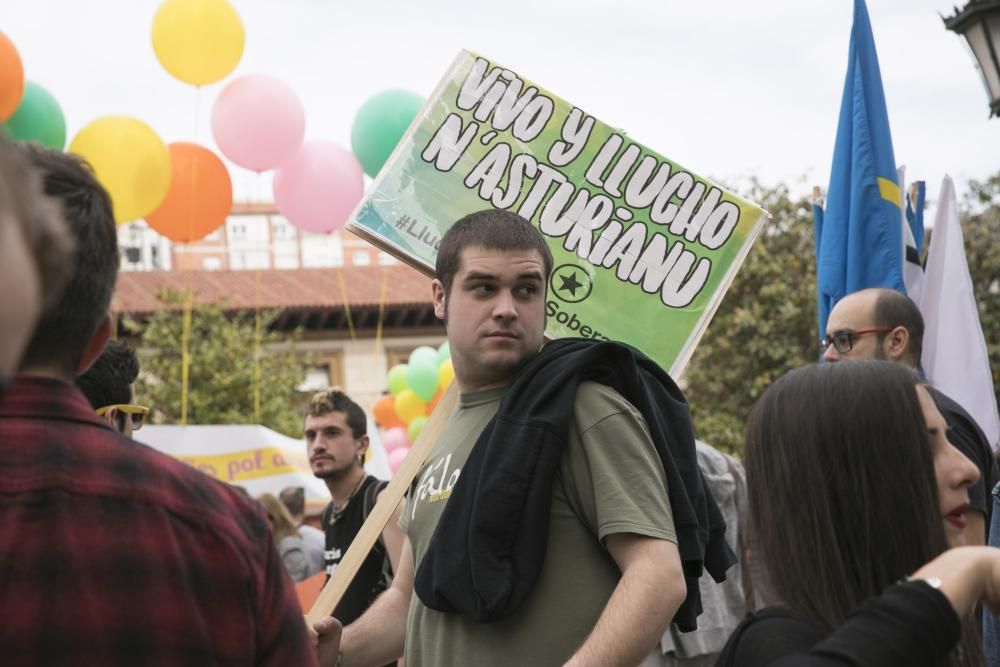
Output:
[329, 474, 367, 524]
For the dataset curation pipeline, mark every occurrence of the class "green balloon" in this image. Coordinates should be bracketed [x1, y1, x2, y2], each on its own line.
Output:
[3, 81, 65, 150]
[407, 360, 438, 402]
[408, 416, 428, 443]
[387, 364, 409, 396]
[350, 89, 424, 178]
[408, 346, 438, 369]
[435, 342, 450, 366]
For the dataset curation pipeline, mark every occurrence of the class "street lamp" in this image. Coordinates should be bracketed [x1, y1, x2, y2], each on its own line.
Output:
[944, 0, 1000, 117]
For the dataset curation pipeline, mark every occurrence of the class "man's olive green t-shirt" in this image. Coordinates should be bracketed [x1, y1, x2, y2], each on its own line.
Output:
[399, 381, 676, 666]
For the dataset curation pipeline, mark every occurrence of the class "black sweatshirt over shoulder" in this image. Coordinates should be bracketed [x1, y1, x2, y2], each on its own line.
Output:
[413, 338, 736, 631]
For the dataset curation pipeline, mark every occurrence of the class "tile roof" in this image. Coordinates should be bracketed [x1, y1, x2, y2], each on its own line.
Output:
[113, 265, 435, 315]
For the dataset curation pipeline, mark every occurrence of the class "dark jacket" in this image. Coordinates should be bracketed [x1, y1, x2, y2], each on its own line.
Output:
[413, 338, 736, 631]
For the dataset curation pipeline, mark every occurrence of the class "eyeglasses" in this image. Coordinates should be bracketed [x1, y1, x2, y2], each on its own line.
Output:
[96, 404, 150, 431]
[819, 328, 893, 355]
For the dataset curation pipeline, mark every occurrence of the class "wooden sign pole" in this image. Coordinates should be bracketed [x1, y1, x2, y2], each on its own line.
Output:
[305, 380, 459, 625]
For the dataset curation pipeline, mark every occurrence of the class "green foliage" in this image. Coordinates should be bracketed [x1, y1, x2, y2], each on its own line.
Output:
[128, 289, 312, 437]
[684, 182, 820, 457]
[685, 174, 1000, 458]
[961, 173, 1000, 408]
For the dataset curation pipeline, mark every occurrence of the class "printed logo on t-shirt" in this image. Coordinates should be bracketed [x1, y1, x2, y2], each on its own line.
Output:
[410, 453, 461, 521]
[324, 548, 342, 576]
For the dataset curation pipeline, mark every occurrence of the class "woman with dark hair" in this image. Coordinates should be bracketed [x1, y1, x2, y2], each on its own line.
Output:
[718, 360, 1000, 666]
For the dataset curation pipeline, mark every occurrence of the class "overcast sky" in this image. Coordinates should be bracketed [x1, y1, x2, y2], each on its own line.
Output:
[5, 0, 998, 205]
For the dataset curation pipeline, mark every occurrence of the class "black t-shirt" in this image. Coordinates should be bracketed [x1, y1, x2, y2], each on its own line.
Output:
[930, 387, 998, 525]
[717, 581, 960, 666]
[322, 475, 390, 626]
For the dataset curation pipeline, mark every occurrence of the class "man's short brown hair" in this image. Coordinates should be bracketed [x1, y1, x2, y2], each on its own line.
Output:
[435, 209, 553, 296]
[305, 388, 367, 439]
[17, 142, 118, 374]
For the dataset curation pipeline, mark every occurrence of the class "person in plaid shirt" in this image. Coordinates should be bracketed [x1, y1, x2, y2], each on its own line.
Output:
[0, 135, 71, 395]
[0, 143, 317, 667]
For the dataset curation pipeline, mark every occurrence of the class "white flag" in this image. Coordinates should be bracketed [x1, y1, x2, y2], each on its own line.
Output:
[920, 176, 1000, 449]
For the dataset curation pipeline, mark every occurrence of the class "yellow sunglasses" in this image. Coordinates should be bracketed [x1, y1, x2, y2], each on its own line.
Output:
[95, 404, 150, 430]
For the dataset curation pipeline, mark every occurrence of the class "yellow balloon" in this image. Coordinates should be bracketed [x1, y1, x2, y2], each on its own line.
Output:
[438, 359, 455, 389]
[394, 389, 427, 425]
[69, 116, 171, 224]
[152, 0, 244, 86]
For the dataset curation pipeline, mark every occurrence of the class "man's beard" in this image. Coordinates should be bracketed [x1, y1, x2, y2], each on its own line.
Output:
[313, 462, 355, 480]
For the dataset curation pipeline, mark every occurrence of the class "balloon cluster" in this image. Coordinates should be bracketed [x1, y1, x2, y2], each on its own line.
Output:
[373, 343, 454, 473]
[2, 2, 427, 239]
[1, 33, 66, 150]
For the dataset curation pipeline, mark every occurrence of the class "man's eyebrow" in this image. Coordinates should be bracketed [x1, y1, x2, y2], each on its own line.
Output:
[462, 271, 499, 282]
[461, 271, 544, 282]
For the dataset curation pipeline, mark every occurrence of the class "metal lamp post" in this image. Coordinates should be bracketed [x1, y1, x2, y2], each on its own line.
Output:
[944, 0, 1000, 117]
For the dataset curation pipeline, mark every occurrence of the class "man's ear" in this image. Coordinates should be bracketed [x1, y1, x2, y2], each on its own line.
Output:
[76, 313, 113, 376]
[431, 280, 447, 321]
[102, 406, 119, 428]
[884, 325, 910, 363]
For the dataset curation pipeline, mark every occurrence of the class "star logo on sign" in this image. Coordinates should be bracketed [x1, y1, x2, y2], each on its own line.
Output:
[559, 272, 584, 296]
[550, 264, 593, 304]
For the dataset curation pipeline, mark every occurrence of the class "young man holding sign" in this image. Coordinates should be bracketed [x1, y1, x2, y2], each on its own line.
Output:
[316, 209, 732, 666]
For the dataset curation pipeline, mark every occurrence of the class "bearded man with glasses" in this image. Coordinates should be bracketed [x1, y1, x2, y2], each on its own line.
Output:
[822, 287, 997, 546]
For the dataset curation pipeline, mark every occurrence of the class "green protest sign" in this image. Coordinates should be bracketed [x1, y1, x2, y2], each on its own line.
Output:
[348, 51, 769, 375]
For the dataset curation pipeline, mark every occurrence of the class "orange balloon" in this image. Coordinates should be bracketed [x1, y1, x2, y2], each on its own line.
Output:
[426, 388, 444, 415]
[0, 33, 25, 122]
[373, 395, 404, 429]
[145, 142, 232, 242]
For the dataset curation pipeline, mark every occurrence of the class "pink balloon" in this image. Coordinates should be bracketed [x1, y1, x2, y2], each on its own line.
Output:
[387, 447, 409, 474]
[273, 140, 363, 233]
[382, 427, 410, 454]
[210, 74, 305, 172]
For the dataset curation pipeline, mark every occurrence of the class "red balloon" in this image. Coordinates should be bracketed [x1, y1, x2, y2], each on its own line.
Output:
[146, 142, 232, 243]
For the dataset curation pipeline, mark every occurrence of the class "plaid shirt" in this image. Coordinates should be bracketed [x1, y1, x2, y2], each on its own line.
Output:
[0, 376, 317, 667]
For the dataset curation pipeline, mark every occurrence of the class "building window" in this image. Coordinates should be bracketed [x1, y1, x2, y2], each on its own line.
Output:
[124, 247, 141, 263]
[352, 251, 371, 266]
[385, 346, 417, 368]
[378, 251, 397, 266]
[231, 223, 246, 240]
[273, 218, 296, 241]
[296, 352, 345, 392]
[203, 257, 222, 271]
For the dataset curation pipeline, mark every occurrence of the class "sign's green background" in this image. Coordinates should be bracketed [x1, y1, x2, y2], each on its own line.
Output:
[349, 51, 768, 374]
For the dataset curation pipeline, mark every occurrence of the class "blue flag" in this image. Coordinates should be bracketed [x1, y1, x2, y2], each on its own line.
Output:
[816, 0, 904, 337]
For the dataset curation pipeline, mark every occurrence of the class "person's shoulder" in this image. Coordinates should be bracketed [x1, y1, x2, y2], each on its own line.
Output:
[300, 524, 324, 539]
[118, 441, 271, 543]
[573, 381, 645, 431]
[928, 387, 992, 450]
[722, 607, 821, 665]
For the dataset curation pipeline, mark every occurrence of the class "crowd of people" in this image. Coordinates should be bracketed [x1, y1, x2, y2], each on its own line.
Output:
[2, 134, 1000, 667]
